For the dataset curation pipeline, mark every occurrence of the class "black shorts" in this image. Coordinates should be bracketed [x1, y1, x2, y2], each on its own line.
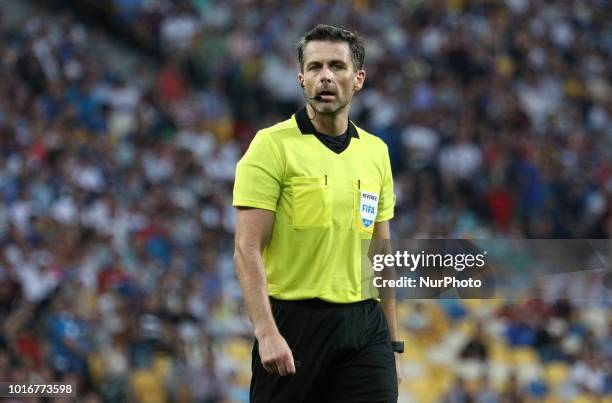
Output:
[250, 298, 398, 403]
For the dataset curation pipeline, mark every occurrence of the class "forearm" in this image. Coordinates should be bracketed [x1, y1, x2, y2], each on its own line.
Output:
[371, 235, 400, 341]
[380, 296, 399, 341]
[235, 244, 279, 340]
[380, 247, 399, 341]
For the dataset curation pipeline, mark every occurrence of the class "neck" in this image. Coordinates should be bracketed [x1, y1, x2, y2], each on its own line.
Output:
[306, 103, 349, 136]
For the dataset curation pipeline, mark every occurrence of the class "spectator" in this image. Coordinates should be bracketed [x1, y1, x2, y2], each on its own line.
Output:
[461, 323, 489, 361]
[0, 0, 609, 400]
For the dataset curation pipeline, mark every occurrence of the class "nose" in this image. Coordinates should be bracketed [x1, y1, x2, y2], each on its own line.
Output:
[319, 66, 332, 84]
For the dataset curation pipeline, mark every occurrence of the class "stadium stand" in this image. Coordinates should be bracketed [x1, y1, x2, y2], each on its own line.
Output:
[0, 0, 610, 402]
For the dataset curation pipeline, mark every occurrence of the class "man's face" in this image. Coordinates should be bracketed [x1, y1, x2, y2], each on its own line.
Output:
[299, 40, 365, 115]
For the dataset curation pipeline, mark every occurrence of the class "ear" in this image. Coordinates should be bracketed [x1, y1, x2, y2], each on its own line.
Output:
[298, 72, 305, 87]
[353, 69, 366, 92]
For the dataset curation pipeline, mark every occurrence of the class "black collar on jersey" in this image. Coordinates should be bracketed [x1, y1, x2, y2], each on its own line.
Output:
[295, 107, 359, 139]
[295, 107, 359, 154]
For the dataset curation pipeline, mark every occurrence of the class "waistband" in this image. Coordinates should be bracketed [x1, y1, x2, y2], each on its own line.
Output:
[269, 297, 378, 309]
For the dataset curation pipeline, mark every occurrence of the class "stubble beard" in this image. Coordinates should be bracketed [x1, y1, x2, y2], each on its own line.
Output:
[310, 97, 351, 116]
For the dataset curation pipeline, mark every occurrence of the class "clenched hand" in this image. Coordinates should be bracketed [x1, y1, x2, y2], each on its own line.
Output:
[258, 331, 296, 376]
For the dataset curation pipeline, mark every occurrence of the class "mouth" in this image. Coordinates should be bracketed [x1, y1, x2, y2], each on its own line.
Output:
[316, 90, 336, 101]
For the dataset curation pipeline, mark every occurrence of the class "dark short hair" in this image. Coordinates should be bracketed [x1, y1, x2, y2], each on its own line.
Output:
[297, 24, 365, 71]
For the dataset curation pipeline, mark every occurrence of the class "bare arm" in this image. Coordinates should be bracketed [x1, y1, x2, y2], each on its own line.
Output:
[234, 207, 276, 337]
[234, 207, 295, 376]
[372, 220, 402, 384]
[371, 220, 399, 341]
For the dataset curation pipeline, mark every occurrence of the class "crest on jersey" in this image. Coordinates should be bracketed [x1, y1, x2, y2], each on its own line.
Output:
[360, 190, 378, 228]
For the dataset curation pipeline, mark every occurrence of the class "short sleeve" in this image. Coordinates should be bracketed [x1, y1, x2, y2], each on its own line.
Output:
[233, 132, 284, 212]
[376, 145, 395, 222]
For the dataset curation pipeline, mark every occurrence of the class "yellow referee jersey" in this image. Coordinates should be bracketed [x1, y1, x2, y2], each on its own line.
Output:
[233, 107, 394, 303]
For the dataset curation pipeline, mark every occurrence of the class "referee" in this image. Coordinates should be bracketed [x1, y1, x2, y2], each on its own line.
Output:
[233, 24, 403, 403]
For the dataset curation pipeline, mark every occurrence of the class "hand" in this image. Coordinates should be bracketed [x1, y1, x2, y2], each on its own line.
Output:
[395, 352, 402, 385]
[258, 331, 296, 376]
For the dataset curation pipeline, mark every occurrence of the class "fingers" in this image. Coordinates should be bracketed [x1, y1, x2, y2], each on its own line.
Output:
[395, 353, 403, 385]
[286, 355, 296, 374]
[278, 354, 296, 376]
[262, 361, 276, 374]
[259, 334, 296, 376]
[278, 360, 288, 376]
[262, 353, 296, 376]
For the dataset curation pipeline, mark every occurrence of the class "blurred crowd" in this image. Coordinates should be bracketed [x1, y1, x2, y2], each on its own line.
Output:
[0, 0, 610, 402]
[105, 0, 612, 239]
[405, 295, 611, 402]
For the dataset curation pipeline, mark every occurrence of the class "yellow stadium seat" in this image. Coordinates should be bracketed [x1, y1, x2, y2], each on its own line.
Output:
[490, 340, 512, 364]
[426, 365, 454, 398]
[130, 369, 166, 403]
[457, 319, 475, 336]
[87, 352, 105, 387]
[225, 338, 252, 361]
[511, 347, 538, 366]
[152, 354, 172, 380]
[544, 362, 569, 388]
[462, 299, 486, 313]
[224, 338, 255, 389]
[403, 335, 426, 361]
[406, 378, 439, 403]
[572, 394, 598, 403]
[429, 303, 450, 338]
[234, 367, 251, 388]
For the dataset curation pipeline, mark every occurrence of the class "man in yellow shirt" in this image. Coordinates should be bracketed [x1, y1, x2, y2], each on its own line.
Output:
[233, 24, 402, 402]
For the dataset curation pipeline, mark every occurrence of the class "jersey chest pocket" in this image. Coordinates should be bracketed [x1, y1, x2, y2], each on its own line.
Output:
[353, 180, 380, 234]
[291, 176, 331, 228]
